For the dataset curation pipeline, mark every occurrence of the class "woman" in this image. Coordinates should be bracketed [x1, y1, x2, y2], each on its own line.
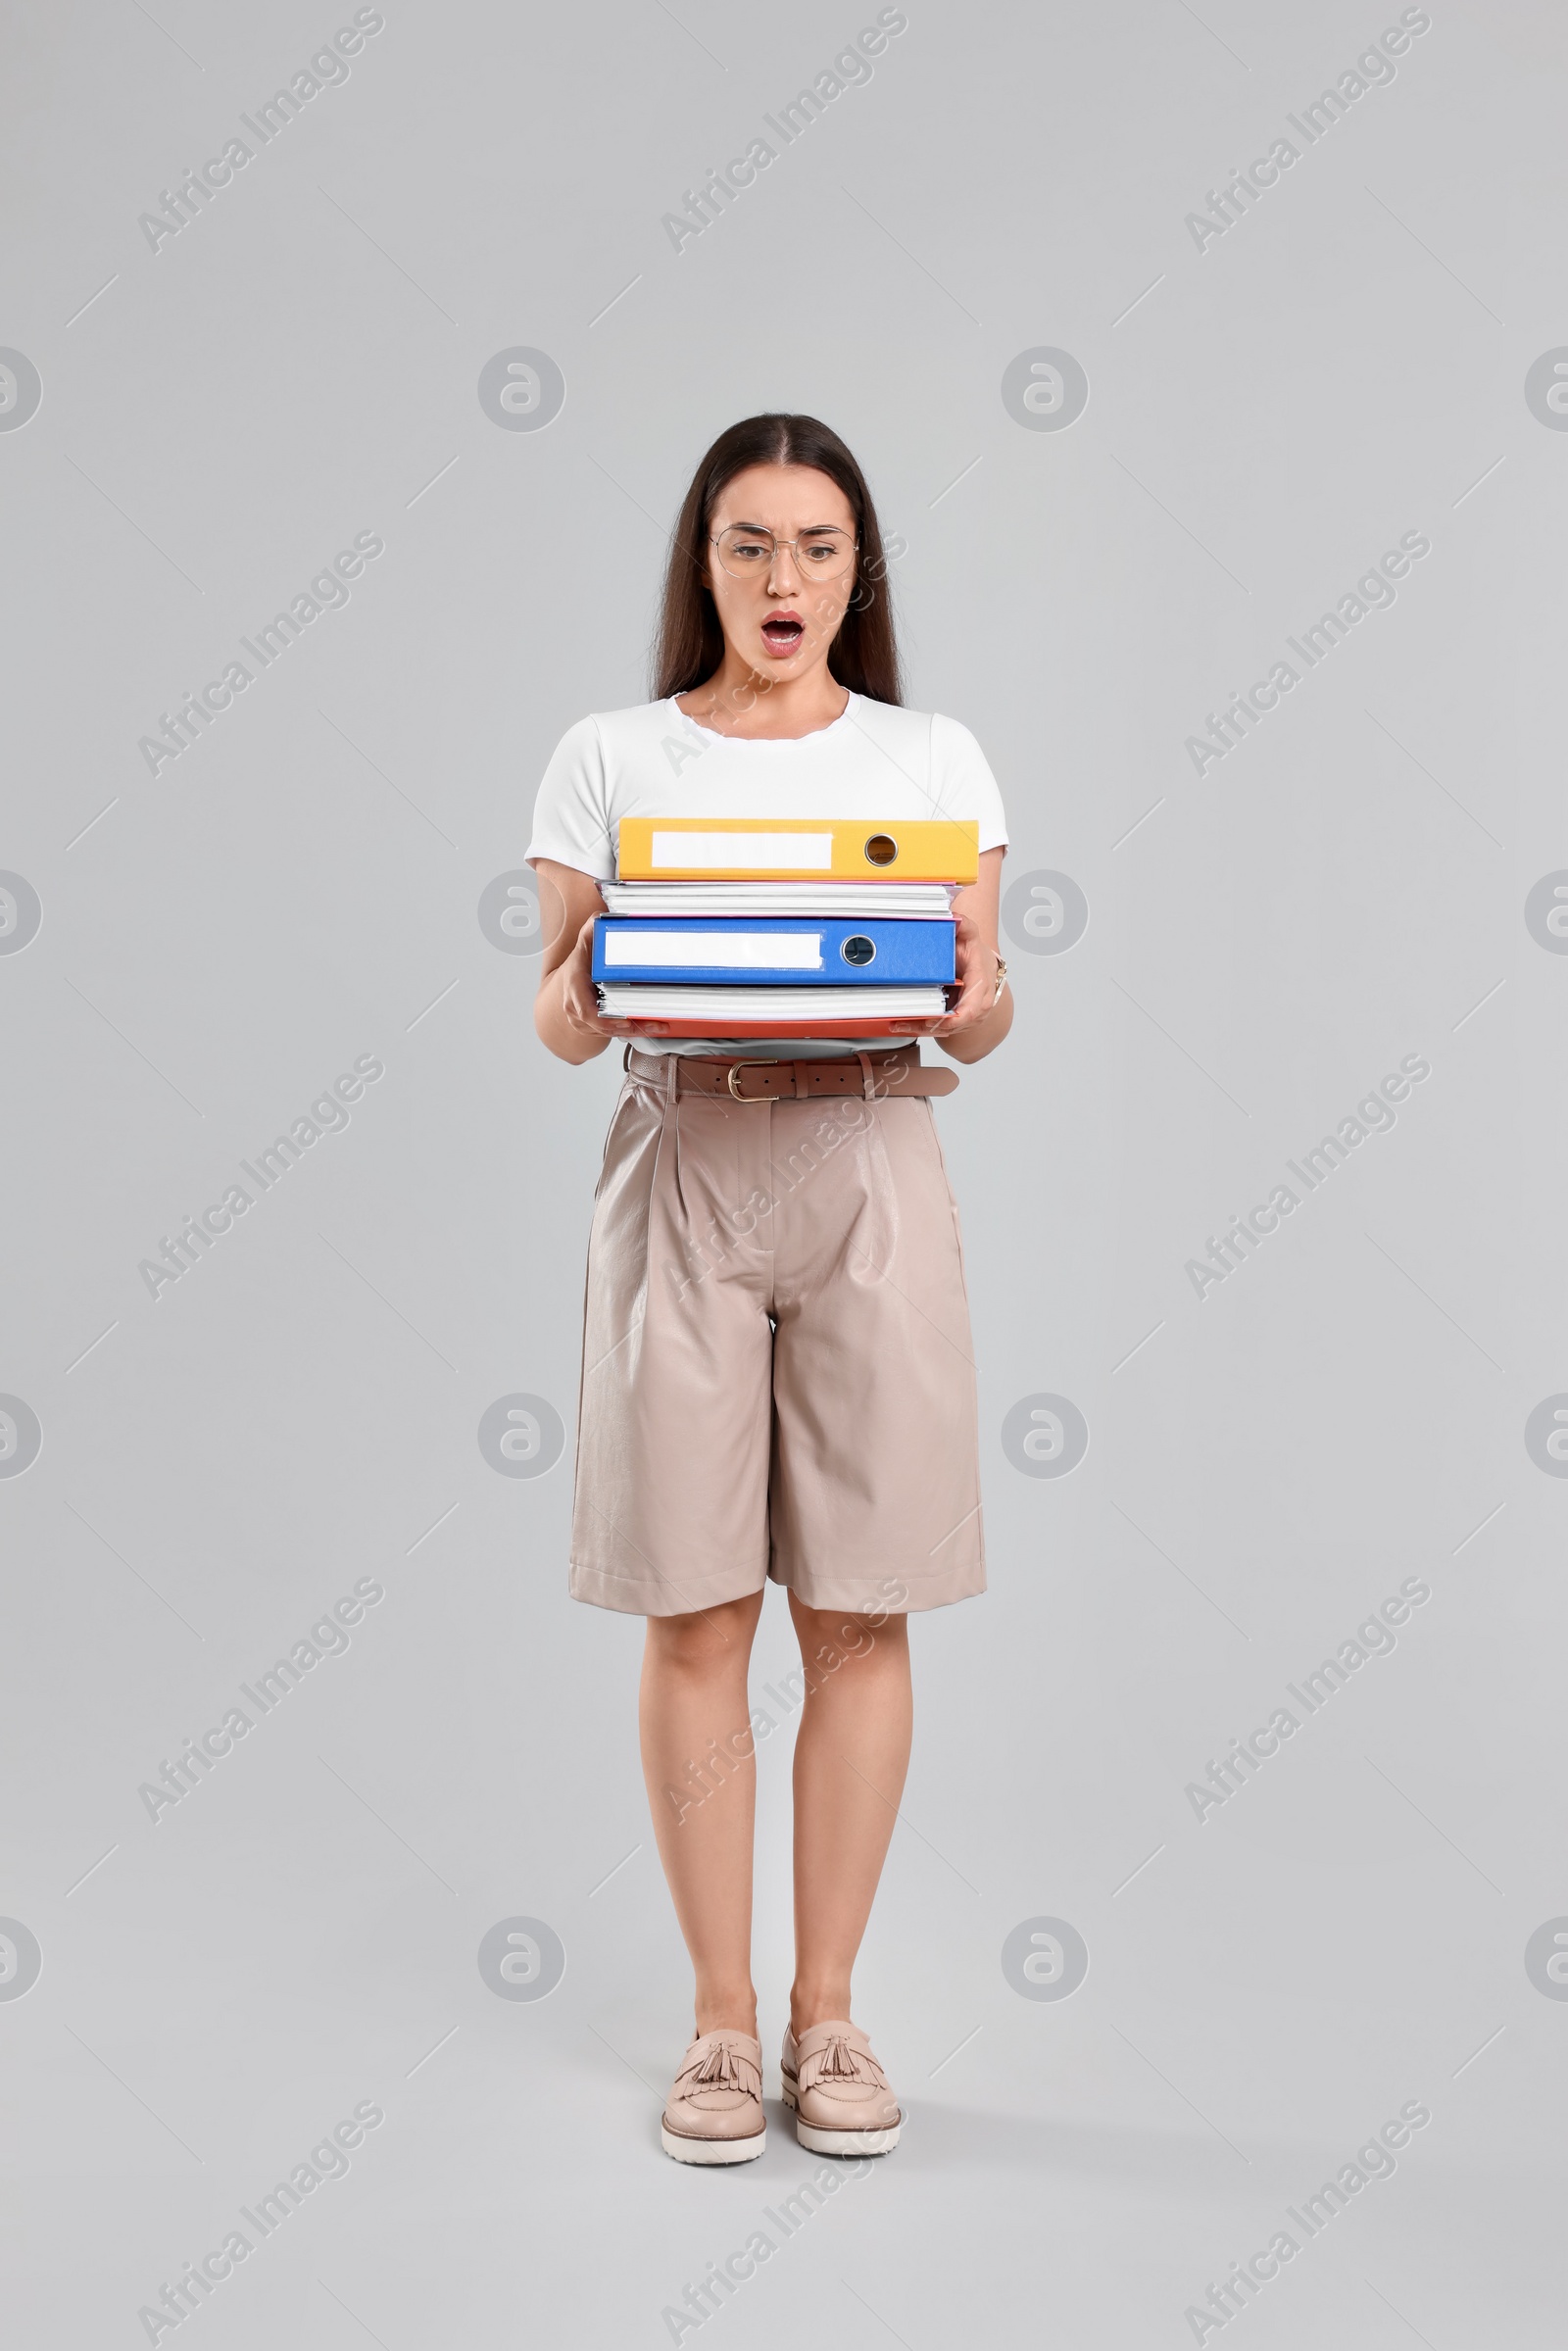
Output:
[527, 414, 1011, 2164]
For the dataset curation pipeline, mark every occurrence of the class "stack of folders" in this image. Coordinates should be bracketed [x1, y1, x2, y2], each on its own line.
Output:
[592, 817, 979, 1038]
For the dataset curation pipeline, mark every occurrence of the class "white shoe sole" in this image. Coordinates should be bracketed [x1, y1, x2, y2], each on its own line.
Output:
[662, 2122, 766, 2165]
[782, 2078, 902, 2156]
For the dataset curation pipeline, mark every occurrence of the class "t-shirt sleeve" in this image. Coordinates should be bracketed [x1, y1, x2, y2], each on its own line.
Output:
[930, 713, 1009, 854]
[524, 715, 614, 880]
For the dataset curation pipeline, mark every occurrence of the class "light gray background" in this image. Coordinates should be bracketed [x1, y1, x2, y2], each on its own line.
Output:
[3, 0, 1565, 2342]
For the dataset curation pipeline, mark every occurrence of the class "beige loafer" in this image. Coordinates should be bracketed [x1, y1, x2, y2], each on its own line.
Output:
[781, 2020, 902, 2155]
[662, 2030, 766, 2165]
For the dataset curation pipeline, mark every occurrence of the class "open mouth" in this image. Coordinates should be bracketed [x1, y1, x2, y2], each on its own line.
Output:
[760, 613, 806, 657]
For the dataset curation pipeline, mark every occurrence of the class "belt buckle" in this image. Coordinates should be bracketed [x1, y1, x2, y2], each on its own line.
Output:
[726, 1058, 781, 1102]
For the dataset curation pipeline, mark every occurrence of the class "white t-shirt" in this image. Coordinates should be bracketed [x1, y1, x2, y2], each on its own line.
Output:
[526, 695, 1008, 1057]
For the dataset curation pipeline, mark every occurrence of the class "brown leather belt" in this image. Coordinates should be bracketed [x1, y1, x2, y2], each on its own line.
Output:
[625, 1043, 958, 1102]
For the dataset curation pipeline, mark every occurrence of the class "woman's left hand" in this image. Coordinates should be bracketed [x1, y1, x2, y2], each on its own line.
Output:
[929, 906, 1003, 1035]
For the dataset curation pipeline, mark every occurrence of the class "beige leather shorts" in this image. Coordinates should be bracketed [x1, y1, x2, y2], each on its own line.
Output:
[568, 1054, 986, 1618]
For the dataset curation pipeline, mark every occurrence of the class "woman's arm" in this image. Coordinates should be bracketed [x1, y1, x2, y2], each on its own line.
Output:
[532, 859, 670, 1062]
[933, 847, 1012, 1064]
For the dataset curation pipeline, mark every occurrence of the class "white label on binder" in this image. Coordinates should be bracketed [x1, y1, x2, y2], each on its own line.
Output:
[649, 829, 836, 870]
[603, 931, 823, 970]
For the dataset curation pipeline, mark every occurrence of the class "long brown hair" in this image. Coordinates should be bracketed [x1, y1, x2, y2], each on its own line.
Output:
[653, 414, 902, 706]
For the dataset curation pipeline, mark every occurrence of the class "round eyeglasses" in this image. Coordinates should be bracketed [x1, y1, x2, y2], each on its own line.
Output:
[710, 525, 857, 582]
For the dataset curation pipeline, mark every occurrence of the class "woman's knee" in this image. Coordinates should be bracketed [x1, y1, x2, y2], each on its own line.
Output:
[645, 1592, 761, 1676]
[789, 1598, 907, 1673]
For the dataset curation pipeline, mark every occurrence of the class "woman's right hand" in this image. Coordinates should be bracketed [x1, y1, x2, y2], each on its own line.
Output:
[558, 912, 668, 1042]
[558, 911, 606, 1035]
[534, 860, 671, 1057]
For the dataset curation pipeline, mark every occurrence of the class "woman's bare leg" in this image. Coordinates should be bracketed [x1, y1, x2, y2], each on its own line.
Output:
[786, 1595, 912, 2037]
[639, 1591, 765, 2038]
